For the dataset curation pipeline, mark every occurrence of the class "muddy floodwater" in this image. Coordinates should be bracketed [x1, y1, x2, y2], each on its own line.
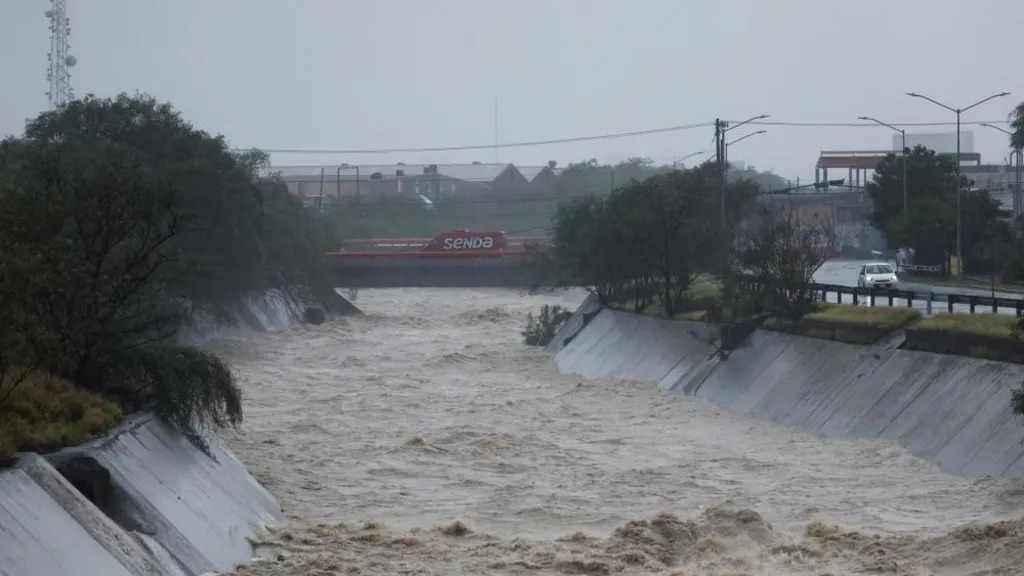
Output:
[214, 288, 1024, 575]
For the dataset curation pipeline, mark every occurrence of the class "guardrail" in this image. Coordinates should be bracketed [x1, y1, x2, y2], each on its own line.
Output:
[737, 278, 1024, 316]
[898, 263, 942, 273]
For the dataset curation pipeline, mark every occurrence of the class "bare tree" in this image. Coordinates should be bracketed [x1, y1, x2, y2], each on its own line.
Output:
[735, 201, 835, 320]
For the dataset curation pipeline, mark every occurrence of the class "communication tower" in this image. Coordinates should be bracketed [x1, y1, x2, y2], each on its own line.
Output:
[45, 0, 76, 108]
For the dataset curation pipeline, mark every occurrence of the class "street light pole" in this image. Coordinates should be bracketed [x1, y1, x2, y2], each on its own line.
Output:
[720, 130, 767, 226]
[673, 150, 706, 170]
[907, 91, 1010, 277]
[858, 116, 907, 219]
[714, 116, 767, 322]
[718, 115, 769, 227]
[727, 130, 767, 147]
[980, 122, 1023, 220]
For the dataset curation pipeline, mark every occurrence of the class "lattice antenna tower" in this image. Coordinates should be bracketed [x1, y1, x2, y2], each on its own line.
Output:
[45, 0, 76, 108]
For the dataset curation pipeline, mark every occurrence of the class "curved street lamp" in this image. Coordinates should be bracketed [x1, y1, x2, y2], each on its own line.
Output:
[718, 116, 769, 226]
[673, 150, 707, 170]
[906, 91, 1011, 276]
[980, 123, 1024, 219]
[727, 129, 767, 147]
[859, 116, 907, 219]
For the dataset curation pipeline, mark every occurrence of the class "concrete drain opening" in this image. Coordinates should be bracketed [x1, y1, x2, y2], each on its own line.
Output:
[53, 455, 151, 536]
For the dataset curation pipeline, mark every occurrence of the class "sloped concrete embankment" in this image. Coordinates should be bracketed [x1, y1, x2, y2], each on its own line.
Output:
[554, 307, 1024, 477]
[0, 286, 359, 575]
[0, 288, 358, 575]
[178, 285, 362, 346]
[0, 415, 282, 576]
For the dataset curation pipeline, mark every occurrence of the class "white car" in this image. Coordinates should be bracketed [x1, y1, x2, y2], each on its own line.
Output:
[857, 263, 899, 289]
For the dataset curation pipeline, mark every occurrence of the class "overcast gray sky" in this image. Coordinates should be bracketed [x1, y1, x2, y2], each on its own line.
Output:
[2, 0, 1022, 181]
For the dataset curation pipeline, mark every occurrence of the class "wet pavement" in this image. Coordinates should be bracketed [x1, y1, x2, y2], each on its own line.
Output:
[814, 259, 1023, 315]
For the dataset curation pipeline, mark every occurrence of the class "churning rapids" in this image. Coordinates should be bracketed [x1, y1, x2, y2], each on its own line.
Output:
[213, 288, 1024, 575]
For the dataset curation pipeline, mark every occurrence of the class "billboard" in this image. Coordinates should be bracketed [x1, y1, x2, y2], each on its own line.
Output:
[895, 131, 974, 154]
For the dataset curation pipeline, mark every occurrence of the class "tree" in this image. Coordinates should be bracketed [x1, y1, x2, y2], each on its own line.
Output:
[0, 240, 40, 410]
[546, 163, 759, 316]
[866, 145, 1008, 273]
[1010, 102, 1024, 151]
[555, 158, 669, 198]
[545, 196, 630, 305]
[0, 136, 241, 450]
[608, 170, 722, 315]
[728, 165, 792, 193]
[735, 202, 835, 320]
[18, 93, 337, 320]
[0, 94, 339, 451]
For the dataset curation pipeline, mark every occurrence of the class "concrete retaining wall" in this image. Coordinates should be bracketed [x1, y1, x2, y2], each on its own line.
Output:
[0, 415, 282, 576]
[179, 286, 361, 346]
[0, 285, 358, 575]
[555, 308, 1024, 477]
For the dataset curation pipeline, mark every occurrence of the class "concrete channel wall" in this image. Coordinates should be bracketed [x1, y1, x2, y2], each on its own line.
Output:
[0, 289, 345, 576]
[0, 415, 283, 576]
[178, 286, 361, 346]
[554, 307, 1024, 477]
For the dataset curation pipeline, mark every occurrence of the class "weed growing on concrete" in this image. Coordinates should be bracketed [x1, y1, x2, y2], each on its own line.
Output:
[522, 305, 573, 347]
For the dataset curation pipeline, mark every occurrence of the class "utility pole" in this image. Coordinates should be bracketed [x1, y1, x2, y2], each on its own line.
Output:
[714, 118, 729, 319]
[717, 115, 768, 228]
[715, 115, 769, 323]
[715, 119, 725, 227]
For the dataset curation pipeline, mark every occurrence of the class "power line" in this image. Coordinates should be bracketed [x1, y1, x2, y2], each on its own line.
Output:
[311, 179, 817, 211]
[258, 118, 1016, 157]
[732, 119, 1011, 128]
[258, 122, 715, 155]
[314, 192, 605, 210]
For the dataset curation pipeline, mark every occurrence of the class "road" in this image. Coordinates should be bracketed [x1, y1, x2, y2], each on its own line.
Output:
[814, 259, 1023, 315]
[816, 259, 1023, 299]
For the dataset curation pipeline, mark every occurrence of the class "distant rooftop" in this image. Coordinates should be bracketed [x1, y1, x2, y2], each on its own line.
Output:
[816, 149, 982, 170]
[518, 166, 551, 181]
[270, 163, 521, 182]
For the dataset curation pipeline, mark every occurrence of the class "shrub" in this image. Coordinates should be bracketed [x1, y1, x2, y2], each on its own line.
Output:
[0, 371, 122, 463]
[734, 203, 835, 321]
[1012, 387, 1024, 417]
[522, 305, 573, 347]
[0, 94, 342, 453]
[106, 346, 242, 453]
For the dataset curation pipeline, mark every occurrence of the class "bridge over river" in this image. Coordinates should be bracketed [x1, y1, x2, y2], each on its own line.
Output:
[327, 251, 542, 288]
[326, 231, 546, 288]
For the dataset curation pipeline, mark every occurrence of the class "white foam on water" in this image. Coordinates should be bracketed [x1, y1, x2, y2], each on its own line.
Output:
[212, 288, 1024, 576]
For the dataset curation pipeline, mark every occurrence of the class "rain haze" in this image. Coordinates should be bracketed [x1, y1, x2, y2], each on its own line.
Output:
[2, 0, 1023, 177]
[7, 2, 1024, 575]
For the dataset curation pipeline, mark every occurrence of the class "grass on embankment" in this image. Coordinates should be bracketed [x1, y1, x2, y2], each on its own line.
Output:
[610, 275, 722, 320]
[612, 274, 921, 345]
[805, 304, 921, 329]
[765, 304, 922, 345]
[903, 313, 1024, 364]
[0, 371, 122, 464]
[915, 313, 1016, 336]
[900, 273, 1024, 294]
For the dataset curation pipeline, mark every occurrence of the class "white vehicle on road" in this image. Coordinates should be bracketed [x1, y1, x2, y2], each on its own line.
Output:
[857, 262, 899, 289]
